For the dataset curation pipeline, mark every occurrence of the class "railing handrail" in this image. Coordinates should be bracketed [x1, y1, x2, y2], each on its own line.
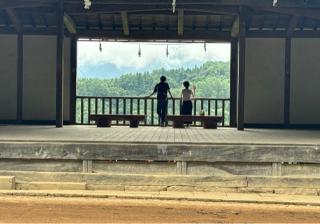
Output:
[76, 96, 230, 101]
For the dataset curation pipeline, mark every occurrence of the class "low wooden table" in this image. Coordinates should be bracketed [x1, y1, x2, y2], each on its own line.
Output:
[89, 114, 145, 128]
[167, 115, 223, 129]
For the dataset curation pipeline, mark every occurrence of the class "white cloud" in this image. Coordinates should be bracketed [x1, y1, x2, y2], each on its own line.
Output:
[77, 41, 230, 70]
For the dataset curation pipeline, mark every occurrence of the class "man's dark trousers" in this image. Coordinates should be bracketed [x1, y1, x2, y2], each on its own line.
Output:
[157, 98, 168, 124]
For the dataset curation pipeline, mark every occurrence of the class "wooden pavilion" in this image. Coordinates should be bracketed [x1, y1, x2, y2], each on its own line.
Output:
[1, 0, 320, 130]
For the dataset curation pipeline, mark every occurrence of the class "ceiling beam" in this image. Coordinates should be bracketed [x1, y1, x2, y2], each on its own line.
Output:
[65, 5, 239, 15]
[64, 12, 76, 34]
[121, 11, 129, 36]
[0, 0, 56, 9]
[231, 15, 239, 37]
[5, 8, 22, 32]
[75, 29, 231, 42]
[177, 9, 184, 36]
[272, 0, 320, 7]
[256, 7, 320, 21]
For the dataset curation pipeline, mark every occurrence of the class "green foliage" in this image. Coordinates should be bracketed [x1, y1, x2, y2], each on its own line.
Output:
[77, 61, 230, 98]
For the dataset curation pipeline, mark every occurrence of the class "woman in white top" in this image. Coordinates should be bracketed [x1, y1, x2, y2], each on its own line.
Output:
[180, 81, 195, 125]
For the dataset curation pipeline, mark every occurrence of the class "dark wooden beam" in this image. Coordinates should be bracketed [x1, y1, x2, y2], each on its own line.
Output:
[5, 8, 22, 32]
[64, 0, 313, 7]
[284, 37, 291, 127]
[246, 29, 320, 38]
[237, 8, 246, 131]
[272, 0, 320, 7]
[230, 38, 238, 127]
[257, 7, 320, 21]
[56, 0, 64, 128]
[64, 12, 76, 34]
[69, 35, 77, 124]
[76, 30, 232, 41]
[177, 9, 184, 36]
[65, 5, 239, 15]
[17, 32, 23, 123]
[120, 11, 129, 36]
[0, 0, 56, 9]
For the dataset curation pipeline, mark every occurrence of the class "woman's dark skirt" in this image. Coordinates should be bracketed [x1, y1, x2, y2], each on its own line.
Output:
[181, 100, 193, 124]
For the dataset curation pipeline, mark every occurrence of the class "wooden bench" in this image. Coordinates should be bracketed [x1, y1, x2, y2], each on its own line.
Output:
[89, 114, 145, 128]
[167, 115, 223, 129]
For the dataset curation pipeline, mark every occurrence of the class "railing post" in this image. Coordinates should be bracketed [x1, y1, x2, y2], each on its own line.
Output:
[215, 100, 218, 115]
[116, 98, 119, 125]
[137, 99, 140, 115]
[222, 100, 225, 127]
[123, 98, 126, 124]
[130, 98, 133, 115]
[88, 98, 91, 124]
[102, 98, 105, 114]
[144, 98, 147, 125]
[109, 98, 112, 114]
[80, 97, 84, 124]
[95, 98, 98, 114]
[151, 98, 154, 125]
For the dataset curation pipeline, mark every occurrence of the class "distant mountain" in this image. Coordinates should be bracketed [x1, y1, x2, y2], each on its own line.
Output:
[77, 61, 230, 98]
[77, 59, 206, 78]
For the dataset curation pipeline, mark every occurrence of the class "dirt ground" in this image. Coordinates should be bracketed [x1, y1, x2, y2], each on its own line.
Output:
[0, 196, 320, 223]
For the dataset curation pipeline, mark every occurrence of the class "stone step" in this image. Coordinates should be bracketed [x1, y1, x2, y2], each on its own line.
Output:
[0, 170, 247, 188]
[0, 171, 319, 195]
[16, 181, 86, 190]
[0, 176, 15, 190]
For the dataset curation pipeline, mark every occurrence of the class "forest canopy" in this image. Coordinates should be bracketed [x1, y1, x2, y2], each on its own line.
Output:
[77, 61, 230, 98]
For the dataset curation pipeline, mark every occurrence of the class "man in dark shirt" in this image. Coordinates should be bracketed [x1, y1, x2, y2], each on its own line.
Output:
[146, 76, 173, 126]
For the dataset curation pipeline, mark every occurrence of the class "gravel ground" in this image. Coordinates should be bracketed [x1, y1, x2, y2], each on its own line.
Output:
[0, 196, 320, 223]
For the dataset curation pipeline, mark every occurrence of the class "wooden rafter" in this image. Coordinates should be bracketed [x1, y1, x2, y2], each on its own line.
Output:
[5, 8, 22, 32]
[178, 9, 184, 36]
[64, 12, 77, 34]
[286, 15, 299, 36]
[121, 11, 129, 36]
[231, 15, 239, 37]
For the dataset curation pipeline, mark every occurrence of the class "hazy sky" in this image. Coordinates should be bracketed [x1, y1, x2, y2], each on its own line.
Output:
[77, 41, 230, 78]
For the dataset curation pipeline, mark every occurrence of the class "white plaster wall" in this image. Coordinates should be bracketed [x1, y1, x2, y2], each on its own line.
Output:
[290, 38, 320, 124]
[0, 35, 17, 120]
[244, 38, 285, 124]
[23, 35, 70, 121]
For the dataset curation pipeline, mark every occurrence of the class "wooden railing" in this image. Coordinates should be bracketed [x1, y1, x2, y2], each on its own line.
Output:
[76, 96, 231, 127]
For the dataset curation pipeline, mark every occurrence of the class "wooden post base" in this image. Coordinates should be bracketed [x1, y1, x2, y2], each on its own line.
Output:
[203, 121, 217, 129]
[173, 120, 185, 128]
[96, 118, 111, 127]
[129, 120, 139, 128]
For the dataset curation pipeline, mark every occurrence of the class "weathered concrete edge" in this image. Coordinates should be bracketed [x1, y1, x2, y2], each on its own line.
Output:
[0, 190, 320, 206]
[0, 142, 319, 163]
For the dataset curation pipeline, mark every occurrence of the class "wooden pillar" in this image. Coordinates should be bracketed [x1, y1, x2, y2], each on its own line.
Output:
[284, 37, 291, 127]
[56, 0, 64, 128]
[230, 38, 238, 127]
[237, 11, 246, 131]
[69, 35, 77, 124]
[17, 32, 23, 123]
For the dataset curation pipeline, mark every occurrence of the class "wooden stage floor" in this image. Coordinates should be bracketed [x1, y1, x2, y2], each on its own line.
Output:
[0, 125, 320, 145]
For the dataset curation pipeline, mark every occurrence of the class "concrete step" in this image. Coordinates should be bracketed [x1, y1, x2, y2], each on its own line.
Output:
[0, 190, 320, 206]
[16, 181, 86, 190]
[0, 176, 15, 190]
[0, 170, 319, 196]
